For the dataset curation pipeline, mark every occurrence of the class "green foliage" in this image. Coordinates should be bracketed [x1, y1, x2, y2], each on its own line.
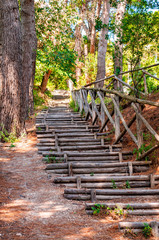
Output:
[0, 125, 17, 143]
[35, 0, 77, 89]
[90, 172, 94, 176]
[142, 223, 152, 238]
[126, 204, 134, 211]
[91, 204, 105, 215]
[133, 143, 152, 160]
[114, 206, 124, 216]
[111, 179, 117, 189]
[125, 180, 131, 189]
[69, 100, 79, 112]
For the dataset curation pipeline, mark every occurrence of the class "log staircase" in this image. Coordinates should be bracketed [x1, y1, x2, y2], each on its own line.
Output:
[36, 92, 159, 237]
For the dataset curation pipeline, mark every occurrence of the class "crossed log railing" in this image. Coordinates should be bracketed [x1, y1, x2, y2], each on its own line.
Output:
[71, 64, 159, 161]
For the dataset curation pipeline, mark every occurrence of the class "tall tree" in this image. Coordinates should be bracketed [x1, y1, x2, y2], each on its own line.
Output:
[96, 0, 110, 88]
[0, 0, 25, 136]
[114, 0, 127, 78]
[21, 0, 37, 116]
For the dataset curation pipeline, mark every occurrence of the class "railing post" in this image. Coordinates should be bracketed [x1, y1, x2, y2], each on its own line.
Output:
[114, 95, 120, 139]
[100, 91, 106, 128]
[143, 73, 148, 95]
[136, 103, 143, 150]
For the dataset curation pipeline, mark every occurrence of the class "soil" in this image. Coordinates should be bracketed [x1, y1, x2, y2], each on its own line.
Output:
[0, 90, 159, 240]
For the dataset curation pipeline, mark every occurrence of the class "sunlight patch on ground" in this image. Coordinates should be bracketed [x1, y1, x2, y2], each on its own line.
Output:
[63, 227, 96, 240]
[0, 199, 30, 222]
[0, 157, 11, 162]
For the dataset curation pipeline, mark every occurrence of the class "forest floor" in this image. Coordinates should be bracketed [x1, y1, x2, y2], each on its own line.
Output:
[0, 90, 159, 240]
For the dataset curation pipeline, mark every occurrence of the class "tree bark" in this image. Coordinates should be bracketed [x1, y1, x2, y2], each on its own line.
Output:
[41, 70, 52, 93]
[114, 0, 127, 90]
[90, 0, 102, 54]
[0, 0, 24, 136]
[96, 0, 110, 88]
[21, 0, 37, 117]
[75, 23, 82, 84]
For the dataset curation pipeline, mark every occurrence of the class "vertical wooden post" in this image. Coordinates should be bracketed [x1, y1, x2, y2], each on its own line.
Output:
[114, 95, 120, 140]
[64, 153, 68, 163]
[150, 174, 155, 188]
[100, 91, 106, 128]
[79, 89, 83, 112]
[143, 73, 148, 95]
[119, 152, 123, 162]
[90, 90, 97, 124]
[136, 103, 143, 150]
[128, 162, 133, 176]
[68, 163, 73, 176]
[151, 221, 159, 238]
[77, 176, 81, 189]
[91, 189, 96, 203]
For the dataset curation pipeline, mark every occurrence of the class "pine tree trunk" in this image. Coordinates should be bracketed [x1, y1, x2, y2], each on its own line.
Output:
[0, 0, 24, 136]
[90, 0, 102, 54]
[96, 0, 110, 88]
[21, 0, 37, 117]
[75, 24, 82, 84]
[41, 70, 52, 93]
[114, 0, 127, 90]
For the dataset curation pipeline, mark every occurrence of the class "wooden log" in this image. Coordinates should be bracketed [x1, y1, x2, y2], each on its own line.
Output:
[132, 103, 159, 141]
[86, 202, 159, 210]
[142, 70, 159, 81]
[77, 176, 81, 189]
[151, 221, 159, 238]
[97, 91, 115, 127]
[119, 222, 150, 229]
[83, 87, 159, 107]
[128, 162, 133, 176]
[135, 144, 159, 161]
[83, 63, 159, 87]
[113, 114, 136, 144]
[55, 175, 149, 183]
[111, 96, 138, 145]
[68, 163, 73, 176]
[91, 189, 96, 203]
[143, 73, 148, 95]
[150, 174, 155, 188]
[114, 76, 145, 96]
[100, 109, 114, 132]
[64, 188, 159, 195]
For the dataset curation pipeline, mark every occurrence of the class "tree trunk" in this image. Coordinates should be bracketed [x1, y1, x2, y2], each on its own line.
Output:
[75, 24, 82, 84]
[84, 43, 89, 83]
[114, 0, 127, 90]
[41, 70, 52, 93]
[21, 0, 37, 117]
[29, 2, 37, 115]
[96, 0, 110, 88]
[90, 0, 102, 54]
[0, 0, 24, 136]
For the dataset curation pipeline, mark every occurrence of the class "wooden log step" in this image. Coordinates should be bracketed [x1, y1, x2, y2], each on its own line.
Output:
[86, 203, 159, 215]
[46, 161, 151, 169]
[37, 134, 55, 138]
[86, 202, 159, 210]
[56, 133, 95, 137]
[54, 175, 150, 183]
[49, 125, 99, 129]
[58, 139, 101, 143]
[119, 221, 159, 237]
[60, 146, 122, 151]
[65, 188, 159, 195]
[38, 139, 55, 143]
[57, 181, 150, 189]
[64, 189, 159, 201]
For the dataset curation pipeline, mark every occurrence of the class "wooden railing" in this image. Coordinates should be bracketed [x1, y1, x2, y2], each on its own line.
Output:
[71, 64, 159, 161]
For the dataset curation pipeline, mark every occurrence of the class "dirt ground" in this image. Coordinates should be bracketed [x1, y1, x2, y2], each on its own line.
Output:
[0, 91, 158, 240]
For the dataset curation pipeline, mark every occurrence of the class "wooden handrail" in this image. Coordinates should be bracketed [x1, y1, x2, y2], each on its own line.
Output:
[84, 63, 159, 88]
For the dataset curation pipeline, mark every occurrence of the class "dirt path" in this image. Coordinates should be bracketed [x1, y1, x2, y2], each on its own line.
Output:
[0, 91, 156, 240]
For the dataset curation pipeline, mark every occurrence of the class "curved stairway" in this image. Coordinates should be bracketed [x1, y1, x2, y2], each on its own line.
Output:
[36, 105, 159, 237]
